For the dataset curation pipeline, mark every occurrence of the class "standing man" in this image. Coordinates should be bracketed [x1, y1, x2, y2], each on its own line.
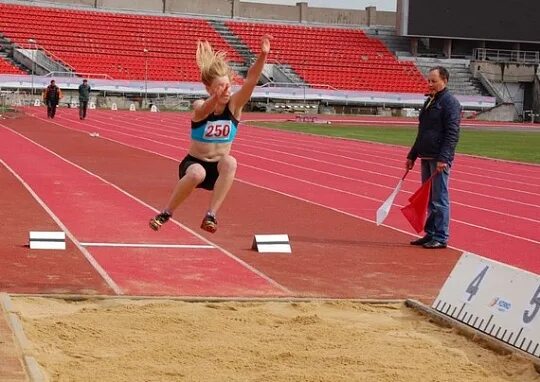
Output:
[78, 79, 91, 120]
[406, 66, 461, 249]
[43, 80, 62, 118]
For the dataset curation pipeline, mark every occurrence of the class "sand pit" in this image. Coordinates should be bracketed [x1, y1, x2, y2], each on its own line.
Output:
[12, 297, 540, 382]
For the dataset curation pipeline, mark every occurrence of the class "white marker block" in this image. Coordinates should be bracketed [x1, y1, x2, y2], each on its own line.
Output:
[33, 99, 40, 107]
[29, 231, 66, 250]
[129, 103, 136, 111]
[252, 234, 291, 254]
[150, 105, 158, 112]
[111, 103, 117, 111]
[89, 102, 96, 110]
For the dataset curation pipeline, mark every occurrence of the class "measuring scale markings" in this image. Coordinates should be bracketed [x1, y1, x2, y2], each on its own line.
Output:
[433, 253, 540, 358]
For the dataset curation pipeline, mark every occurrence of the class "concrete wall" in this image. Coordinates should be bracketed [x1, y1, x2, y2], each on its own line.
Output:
[28, 0, 396, 26]
[474, 103, 518, 122]
[50, 0, 96, 7]
[471, 62, 538, 82]
[99, 0, 163, 12]
[375, 11, 396, 26]
[305, 7, 366, 25]
[166, 0, 231, 17]
[239, 2, 298, 22]
[532, 74, 540, 121]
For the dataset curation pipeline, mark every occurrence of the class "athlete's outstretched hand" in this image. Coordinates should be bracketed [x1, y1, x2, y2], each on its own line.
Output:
[261, 35, 272, 54]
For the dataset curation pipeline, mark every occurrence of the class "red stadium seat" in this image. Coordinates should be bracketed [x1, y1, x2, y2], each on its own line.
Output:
[0, 3, 244, 81]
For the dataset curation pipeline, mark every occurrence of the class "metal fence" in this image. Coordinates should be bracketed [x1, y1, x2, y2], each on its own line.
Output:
[473, 48, 540, 65]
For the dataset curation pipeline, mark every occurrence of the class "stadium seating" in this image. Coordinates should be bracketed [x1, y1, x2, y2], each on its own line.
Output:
[0, 3, 244, 81]
[0, 56, 23, 74]
[226, 21, 428, 93]
[0, 3, 427, 92]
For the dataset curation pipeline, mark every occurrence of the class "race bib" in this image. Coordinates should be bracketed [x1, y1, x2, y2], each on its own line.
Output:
[203, 121, 232, 140]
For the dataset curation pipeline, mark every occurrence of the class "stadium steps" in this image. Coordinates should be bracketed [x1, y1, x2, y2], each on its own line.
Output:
[0, 35, 28, 74]
[274, 63, 305, 85]
[209, 19, 303, 85]
[208, 19, 251, 76]
[364, 26, 411, 56]
[408, 57, 490, 96]
[208, 20, 253, 61]
[225, 20, 427, 92]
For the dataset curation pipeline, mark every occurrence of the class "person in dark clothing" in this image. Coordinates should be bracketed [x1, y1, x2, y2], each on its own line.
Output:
[43, 80, 62, 118]
[406, 66, 461, 249]
[78, 79, 91, 120]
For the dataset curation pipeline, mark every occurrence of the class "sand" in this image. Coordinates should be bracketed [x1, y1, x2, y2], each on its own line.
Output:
[12, 297, 540, 382]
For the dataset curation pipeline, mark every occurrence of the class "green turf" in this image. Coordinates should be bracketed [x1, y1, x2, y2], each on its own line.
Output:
[252, 122, 540, 164]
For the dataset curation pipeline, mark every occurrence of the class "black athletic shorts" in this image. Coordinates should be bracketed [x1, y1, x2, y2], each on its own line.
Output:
[179, 154, 219, 191]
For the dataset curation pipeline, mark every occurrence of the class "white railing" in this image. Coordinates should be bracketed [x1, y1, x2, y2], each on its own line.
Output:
[473, 48, 540, 65]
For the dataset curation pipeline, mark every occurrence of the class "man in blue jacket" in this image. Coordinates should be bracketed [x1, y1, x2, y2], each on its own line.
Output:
[406, 66, 461, 249]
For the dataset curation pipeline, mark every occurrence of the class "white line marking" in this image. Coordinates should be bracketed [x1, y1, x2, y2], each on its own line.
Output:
[65, 111, 540, 197]
[80, 242, 215, 249]
[49, 112, 540, 212]
[242, 120, 540, 173]
[1, 123, 291, 295]
[50, 114, 540, 230]
[35, 116, 540, 245]
[0, 157, 123, 295]
[95, 111, 540, 184]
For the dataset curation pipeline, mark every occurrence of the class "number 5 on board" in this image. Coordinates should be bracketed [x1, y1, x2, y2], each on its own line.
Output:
[523, 284, 540, 324]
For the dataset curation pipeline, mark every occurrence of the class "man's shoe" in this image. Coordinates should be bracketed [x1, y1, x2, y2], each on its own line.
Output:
[422, 240, 447, 249]
[149, 211, 171, 231]
[200, 213, 217, 233]
[410, 235, 432, 246]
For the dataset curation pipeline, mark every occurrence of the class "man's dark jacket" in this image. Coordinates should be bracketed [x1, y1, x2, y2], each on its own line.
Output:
[78, 83, 91, 102]
[407, 88, 461, 164]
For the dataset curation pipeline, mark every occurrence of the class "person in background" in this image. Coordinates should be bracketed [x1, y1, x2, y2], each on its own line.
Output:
[406, 66, 461, 249]
[78, 79, 91, 120]
[43, 79, 62, 118]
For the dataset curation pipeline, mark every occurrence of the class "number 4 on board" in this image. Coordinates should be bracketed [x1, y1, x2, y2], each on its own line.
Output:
[465, 266, 489, 302]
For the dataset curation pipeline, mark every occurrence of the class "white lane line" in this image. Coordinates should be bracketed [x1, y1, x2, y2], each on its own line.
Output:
[100, 112, 540, 183]
[80, 242, 215, 249]
[47, 114, 540, 224]
[35, 116, 540, 245]
[2, 123, 291, 295]
[52, 112, 540, 203]
[0, 155, 123, 295]
[69, 112, 540, 196]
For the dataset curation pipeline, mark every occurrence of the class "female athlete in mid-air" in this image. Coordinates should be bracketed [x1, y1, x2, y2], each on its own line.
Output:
[150, 35, 271, 233]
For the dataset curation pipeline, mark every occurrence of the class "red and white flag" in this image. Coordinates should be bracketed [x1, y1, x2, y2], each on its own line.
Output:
[401, 175, 435, 233]
[376, 170, 409, 226]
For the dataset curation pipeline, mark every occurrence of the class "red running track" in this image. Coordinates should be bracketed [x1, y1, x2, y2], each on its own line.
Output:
[26, 108, 538, 274]
[0, 123, 287, 297]
[0, 110, 467, 301]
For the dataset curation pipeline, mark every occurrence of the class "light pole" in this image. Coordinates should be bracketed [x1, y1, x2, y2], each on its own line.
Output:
[28, 38, 36, 95]
[143, 48, 148, 106]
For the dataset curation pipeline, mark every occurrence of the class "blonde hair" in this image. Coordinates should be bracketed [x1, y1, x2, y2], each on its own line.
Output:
[196, 41, 233, 86]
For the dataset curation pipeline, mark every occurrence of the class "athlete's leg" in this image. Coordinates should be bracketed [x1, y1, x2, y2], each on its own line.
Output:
[207, 155, 237, 215]
[150, 164, 206, 231]
[201, 155, 237, 233]
[165, 163, 206, 212]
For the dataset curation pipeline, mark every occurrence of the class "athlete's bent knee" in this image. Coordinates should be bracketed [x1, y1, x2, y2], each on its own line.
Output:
[219, 156, 237, 175]
[185, 165, 206, 184]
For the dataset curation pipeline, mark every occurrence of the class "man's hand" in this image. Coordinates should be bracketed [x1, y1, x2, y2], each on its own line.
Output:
[436, 161, 448, 173]
[406, 159, 415, 170]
